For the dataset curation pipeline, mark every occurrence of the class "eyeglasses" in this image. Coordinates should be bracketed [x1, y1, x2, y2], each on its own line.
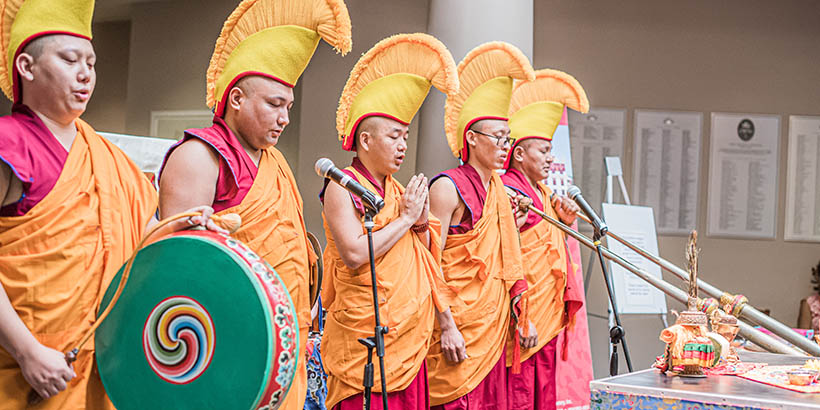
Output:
[470, 128, 514, 147]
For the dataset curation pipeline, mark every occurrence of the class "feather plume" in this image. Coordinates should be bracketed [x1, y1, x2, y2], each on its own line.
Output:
[509, 68, 589, 115]
[336, 33, 458, 137]
[0, 0, 24, 98]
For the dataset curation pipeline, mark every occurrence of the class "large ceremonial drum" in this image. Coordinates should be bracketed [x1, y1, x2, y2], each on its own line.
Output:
[95, 230, 299, 410]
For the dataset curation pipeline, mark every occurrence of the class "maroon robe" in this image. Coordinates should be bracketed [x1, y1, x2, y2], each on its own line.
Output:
[0, 104, 68, 216]
[159, 116, 257, 212]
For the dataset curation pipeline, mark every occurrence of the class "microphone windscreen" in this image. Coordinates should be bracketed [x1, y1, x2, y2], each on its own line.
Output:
[567, 185, 581, 200]
[315, 158, 334, 177]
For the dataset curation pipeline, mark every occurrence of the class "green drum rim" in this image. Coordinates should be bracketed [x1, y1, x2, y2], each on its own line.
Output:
[95, 235, 277, 409]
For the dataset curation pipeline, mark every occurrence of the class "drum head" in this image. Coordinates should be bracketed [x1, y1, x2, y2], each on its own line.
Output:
[95, 232, 297, 409]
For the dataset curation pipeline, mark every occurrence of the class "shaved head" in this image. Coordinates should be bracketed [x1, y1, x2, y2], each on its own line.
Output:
[21, 35, 59, 60]
[511, 138, 535, 163]
[354, 116, 405, 150]
[471, 118, 508, 134]
[234, 75, 263, 97]
[356, 116, 386, 141]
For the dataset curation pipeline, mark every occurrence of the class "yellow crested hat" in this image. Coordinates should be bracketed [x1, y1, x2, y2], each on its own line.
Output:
[0, 0, 95, 101]
[337, 33, 459, 151]
[509, 68, 589, 142]
[207, 0, 352, 116]
[444, 42, 535, 161]
[504, 69, 589, 168]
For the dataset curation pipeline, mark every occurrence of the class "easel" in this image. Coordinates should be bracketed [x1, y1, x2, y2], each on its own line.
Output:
[582, 157, 668, 374]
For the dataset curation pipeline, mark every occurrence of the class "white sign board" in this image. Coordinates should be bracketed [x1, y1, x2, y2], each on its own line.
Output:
[568, 108, 626, 213]
[784, 116, 820, 242]
[632, 110, 702, 235]
[706, 113, 780, 239]
[601, 203, 668, 315]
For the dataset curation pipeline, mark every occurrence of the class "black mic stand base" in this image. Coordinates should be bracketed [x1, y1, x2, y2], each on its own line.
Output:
[593, 228, 633, 377]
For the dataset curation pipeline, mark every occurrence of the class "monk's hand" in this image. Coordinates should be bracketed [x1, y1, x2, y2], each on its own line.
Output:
[400, 174, 427, 227]
[440, 322, 468, 363]
[511, 193, 529, 229]
[18, 342, 75, 400]
[417, 176, 430, 226]
[518, 321, 539, 349]
[178, 205, 229, 235]
[551, 194, 578, 225]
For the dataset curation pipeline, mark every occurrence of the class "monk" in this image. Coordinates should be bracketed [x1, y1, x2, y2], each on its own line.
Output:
[320, 33, 459, 410]
[0, 29, 220, 410]
[426, 39, 536, 410]
[502, 138, 579, 410]
[501, 68, 590, 409]
[158, 1, 352, 409]
[428, 118, 532, 409]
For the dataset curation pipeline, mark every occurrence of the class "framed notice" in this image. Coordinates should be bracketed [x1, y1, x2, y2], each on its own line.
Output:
[150, 110, 214, 140]
[601, 203, 668, 315]
[632, 110, 702, 235]
[784, 116, 820, 242]
[568, 107, 626, 215]
[706, 113, 780, 239]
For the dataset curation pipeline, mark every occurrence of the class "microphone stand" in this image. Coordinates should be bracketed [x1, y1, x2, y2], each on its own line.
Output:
[359, 205, 389, 410]
[592, 226, 633, 376]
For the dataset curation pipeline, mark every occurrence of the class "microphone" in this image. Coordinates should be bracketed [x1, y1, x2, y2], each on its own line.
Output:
[315, 158, 385, 212]
[567, 185, 608, 237]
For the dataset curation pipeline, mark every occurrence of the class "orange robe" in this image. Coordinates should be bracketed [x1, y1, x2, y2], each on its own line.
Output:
[0, 120, 157, 409]
[321, 166, 453, 409]
[215, 147, 315, 410]
[502, 169, 573, 410]
[503, 181, 568, 364]
[427, 170, 525, 406]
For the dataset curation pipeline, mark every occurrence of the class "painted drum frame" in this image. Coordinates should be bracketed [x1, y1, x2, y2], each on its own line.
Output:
[95, 230, 299, 410]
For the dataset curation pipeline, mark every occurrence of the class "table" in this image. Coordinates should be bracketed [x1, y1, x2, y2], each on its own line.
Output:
[590, 351, 820, 409]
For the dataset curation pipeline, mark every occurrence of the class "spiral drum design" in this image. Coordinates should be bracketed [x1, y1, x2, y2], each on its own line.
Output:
[143, 296, 216, 384]
[95, 231, 298, 410]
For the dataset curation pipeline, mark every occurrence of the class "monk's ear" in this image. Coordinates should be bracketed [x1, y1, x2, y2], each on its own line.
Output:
[227, 86, 244, 112]
[513, 145, 526, 163]
[358, 131, 371, 152]
[15, 53, 35, 82]
[465, 129, 478, 147]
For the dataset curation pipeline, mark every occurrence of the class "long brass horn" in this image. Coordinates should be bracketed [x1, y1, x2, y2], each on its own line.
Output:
[572, 212, 819, 357]
[508, 191, 811, 356]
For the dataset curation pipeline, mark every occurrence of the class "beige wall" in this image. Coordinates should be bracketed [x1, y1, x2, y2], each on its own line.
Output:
[66, 0, 818, 379]
[84, 21, 132, 132]
[123, 0, 231, 136]
[532, 0, 820, 376]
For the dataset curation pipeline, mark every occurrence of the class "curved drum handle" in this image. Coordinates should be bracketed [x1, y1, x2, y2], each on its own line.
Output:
[307, 231, 324, 316]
